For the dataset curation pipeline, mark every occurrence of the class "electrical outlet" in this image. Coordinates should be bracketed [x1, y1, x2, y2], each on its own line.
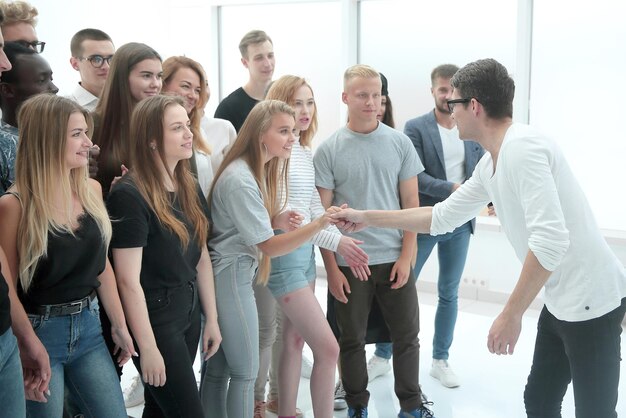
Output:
[462, 277, 489, 289]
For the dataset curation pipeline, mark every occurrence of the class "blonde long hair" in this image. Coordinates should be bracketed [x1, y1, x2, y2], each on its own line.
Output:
[128, 95, 209, 248]
[15, 94, 112, 292]
[209, 100, 295, 284]
[162, 56, 211, 154]
[266, 75, 317, 148]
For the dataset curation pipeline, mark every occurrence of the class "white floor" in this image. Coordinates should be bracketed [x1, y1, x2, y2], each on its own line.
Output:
[123, 279, 626, 418]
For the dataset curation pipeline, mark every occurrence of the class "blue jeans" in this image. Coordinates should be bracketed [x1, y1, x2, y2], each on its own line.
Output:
[201, 256, 259, 418]
[26, 298, 126, 418]
[0, 327, 26, 417]
[375, 222, 471, 360]
[524, 298, 626, 418]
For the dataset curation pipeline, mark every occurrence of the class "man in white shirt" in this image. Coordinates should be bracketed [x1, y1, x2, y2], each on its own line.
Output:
[332, 58, 626, 418]
[68, 28, 114, 112]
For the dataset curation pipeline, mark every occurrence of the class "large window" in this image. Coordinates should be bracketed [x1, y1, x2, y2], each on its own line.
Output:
[219, 2, 343, 146]
[530, 0, 626, 231]
[359, 0, 518, 131]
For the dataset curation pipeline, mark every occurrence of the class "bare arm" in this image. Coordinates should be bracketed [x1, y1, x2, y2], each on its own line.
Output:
[112, 247, 166, 387]
[95, 259, 136, 366]
[333, 206, 434, 234]
[196, 246, 221, 360]
[317, 187, 353, 304]
[487, 250, 551, 355]
[0, 195, 50, 402]
[256, 212, 330, 257]
[87, 180, 135, 366]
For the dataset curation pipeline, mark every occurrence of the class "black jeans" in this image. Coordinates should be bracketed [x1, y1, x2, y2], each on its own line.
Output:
[524, 298, 626, 418]
[136, 281, 203, 418]
[336, 262, 422, 411]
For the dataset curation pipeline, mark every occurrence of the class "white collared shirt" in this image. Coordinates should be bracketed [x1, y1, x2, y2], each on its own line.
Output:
[69, 83, 99, 112]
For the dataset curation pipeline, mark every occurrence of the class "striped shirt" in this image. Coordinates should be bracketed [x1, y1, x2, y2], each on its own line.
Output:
[280, 140, 341, 251]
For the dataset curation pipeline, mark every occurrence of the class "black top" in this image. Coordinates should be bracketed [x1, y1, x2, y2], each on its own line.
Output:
[0, 262, 11, 335]
[214, 87, 258, 133]
[107, 178, 208, 292]
[20, 213, 105, 308]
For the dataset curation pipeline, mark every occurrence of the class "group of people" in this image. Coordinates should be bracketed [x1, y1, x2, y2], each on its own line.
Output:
[0, 2, 624, 418]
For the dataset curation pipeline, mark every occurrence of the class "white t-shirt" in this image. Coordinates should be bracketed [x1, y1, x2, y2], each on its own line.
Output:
[431, 123, 626, 321]
[200, 116, 237, 175]
[437, 124, 465, 184]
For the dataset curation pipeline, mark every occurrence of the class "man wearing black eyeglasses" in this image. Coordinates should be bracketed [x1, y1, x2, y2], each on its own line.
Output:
[0, 1, 44, 53]
[69, 28, 115, 112]
[331, 58, 626, 418]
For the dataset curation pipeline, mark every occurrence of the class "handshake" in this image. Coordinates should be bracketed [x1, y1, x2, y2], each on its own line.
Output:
[323, 204, 368, 233]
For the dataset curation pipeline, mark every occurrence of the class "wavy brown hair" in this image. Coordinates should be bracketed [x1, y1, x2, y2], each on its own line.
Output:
[162, 56, 211, 154]
[128, 95, 208, 248]
[209, 100, 295, 284]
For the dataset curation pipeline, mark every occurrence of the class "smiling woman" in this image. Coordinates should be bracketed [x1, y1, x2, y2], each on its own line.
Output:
[107, 94, 219, 418]
[201, 100, 335, 418]
[0, 94, 133, 418]
[91, 42, 162, 198]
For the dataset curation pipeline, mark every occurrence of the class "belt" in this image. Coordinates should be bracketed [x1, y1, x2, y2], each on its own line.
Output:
[29, 291, 96, 317]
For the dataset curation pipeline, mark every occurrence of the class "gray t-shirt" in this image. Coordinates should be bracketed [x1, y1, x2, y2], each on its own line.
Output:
[209, 159, 274, 262]
[314, 122, 423, 266]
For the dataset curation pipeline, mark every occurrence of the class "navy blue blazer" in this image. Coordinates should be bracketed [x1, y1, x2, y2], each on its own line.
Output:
[404, 109, 484, 232]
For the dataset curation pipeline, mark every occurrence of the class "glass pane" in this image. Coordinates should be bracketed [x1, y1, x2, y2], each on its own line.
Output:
[530, 0, 626, 230]
[219, 2, 343, 147]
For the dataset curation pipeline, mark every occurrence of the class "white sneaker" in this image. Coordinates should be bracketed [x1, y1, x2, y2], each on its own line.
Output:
[366, 354, 391, 382]
[123, 375, 145, 408]
[333, 381, 347, 410]
[430, 359, 460, 388]
[301, 354, 313, 379]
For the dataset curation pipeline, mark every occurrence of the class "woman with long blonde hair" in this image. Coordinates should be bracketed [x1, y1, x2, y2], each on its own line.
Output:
[0, 94, 134, 417]
[107, 95, 220, 417]
[201, 99, 333, 418]
[258, 76, 368, 418]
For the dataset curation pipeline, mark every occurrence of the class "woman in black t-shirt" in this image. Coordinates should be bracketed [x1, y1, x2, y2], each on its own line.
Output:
[108, 95, 221, 418]
[0, 95, 134, 417]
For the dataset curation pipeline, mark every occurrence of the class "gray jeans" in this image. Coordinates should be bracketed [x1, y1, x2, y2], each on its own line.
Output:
[201, 256, 260, 418]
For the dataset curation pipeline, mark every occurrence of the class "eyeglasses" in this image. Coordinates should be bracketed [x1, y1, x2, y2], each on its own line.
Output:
[79, 55, 114, 68]
[446, 98, 474, 113]
[15, 40, 45, 53]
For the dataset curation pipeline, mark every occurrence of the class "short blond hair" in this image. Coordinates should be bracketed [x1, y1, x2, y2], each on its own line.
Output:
[0, 1, 38, 27]
[343, 64, 379, 90]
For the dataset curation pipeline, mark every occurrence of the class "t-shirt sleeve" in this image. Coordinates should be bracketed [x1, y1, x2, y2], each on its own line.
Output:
[220, 182, 274, 247]
[313, 143, 335, 190]
[398, 134, 424, 181]
[108, 184, 150, 248]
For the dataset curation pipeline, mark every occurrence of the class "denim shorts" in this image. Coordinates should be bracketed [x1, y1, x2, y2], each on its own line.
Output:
[267, 243, 316, 298]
